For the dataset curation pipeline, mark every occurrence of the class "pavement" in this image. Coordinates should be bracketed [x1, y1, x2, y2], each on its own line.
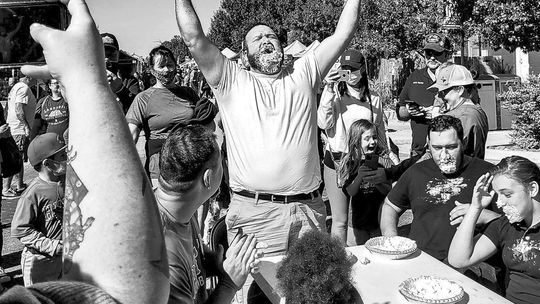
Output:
[0, 114, 538, 288]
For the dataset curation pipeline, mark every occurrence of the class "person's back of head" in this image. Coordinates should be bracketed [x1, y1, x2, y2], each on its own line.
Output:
[158, 124, 221, 195]
[276, 230, 359, 304]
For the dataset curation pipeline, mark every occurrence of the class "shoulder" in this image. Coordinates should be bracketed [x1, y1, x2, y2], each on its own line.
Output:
[467, 156, 494, 171]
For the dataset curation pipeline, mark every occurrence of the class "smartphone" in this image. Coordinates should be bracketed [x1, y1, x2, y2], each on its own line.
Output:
[0, 1, 69, 68]
[404, 100, 421, 108]
[363, 154, 379, 170]
[336, 69, 351, 82]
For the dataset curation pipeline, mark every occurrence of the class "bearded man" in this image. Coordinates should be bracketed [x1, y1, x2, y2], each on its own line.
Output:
[380, 115, 500, 261]
[175, 0, 361, 302]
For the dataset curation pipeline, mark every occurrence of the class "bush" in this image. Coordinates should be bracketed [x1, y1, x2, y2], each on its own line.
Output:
[499, 75, 540, 149]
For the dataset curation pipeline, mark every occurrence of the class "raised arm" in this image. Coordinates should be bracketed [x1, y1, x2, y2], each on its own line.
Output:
[175, 0, 225, 86]
[21, 0, 169, 302]
[314, 0, 361, 77]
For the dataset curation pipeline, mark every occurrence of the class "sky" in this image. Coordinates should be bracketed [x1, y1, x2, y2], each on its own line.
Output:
[86, 0, 220, 56]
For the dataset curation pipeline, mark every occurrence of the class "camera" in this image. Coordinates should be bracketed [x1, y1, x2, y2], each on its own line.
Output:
[0, 0, 69, 68]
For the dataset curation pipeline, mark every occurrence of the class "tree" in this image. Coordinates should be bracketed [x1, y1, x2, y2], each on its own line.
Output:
[468, 0, 540, 52]
[161, 35, 191, 64]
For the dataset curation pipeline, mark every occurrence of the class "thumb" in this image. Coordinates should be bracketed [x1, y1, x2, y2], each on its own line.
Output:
[455, 200, 464, 206]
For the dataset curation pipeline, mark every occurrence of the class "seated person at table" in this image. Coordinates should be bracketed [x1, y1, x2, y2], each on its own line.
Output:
[449, 156, 540, 304]
[276, 230, 360, 304]
[155, 124, 264, 303]
[380, 115, 500, 261]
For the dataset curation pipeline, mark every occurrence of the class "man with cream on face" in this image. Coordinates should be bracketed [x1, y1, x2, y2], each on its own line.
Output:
[380, 115, 500, 261]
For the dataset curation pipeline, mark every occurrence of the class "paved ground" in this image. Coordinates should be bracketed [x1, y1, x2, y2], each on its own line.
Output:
[0, 115, 537, 288]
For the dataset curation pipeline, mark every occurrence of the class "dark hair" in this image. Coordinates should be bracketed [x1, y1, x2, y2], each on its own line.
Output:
[491, 156, 540, 190]
[338, 119, 377, 183]
[159, 125, 218, 192]
[276, 230, 358, 304]
[148, 45, 176, 69]
[428, 115, 464, 142]
[242, 22, 285, 51]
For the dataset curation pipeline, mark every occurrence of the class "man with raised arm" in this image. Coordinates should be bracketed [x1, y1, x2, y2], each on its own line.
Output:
[175, 1, 361, 301]
[10, 0, 170, 302]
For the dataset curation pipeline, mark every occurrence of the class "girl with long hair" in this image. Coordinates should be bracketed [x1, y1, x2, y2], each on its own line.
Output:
[338, 119, 392, 245]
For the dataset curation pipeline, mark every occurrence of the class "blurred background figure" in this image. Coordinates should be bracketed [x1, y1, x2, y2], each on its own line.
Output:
[30, 78, 69, 141]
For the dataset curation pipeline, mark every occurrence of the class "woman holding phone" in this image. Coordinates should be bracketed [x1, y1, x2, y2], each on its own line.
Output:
[317, 49, 395, 244]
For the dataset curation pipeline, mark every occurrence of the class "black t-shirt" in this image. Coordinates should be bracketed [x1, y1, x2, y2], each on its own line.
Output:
[483, 216, 540, 304]
[387, 156, 494, 260]
[398, 68, 437, 155]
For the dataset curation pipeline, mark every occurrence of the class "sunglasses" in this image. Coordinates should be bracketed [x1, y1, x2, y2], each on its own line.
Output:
[425, 50, 444, 58]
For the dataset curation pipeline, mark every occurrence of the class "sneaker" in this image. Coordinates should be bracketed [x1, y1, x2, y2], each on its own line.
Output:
[1, 189, 19, 198]
[0, 267, 11, 284]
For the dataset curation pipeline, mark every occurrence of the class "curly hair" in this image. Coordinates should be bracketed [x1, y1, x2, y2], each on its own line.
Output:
[427, 115, 464, 142]
[276, 230, 358, 304]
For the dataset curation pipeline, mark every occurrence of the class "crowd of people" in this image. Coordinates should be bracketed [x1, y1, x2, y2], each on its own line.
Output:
[0, 0, 538, 303]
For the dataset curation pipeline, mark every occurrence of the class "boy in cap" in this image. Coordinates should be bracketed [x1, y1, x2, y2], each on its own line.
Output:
[101, 32, 140, 113]
[11, 133, 67, 286]
[429, 64, 488, 159]
[397, 33, 453, 157]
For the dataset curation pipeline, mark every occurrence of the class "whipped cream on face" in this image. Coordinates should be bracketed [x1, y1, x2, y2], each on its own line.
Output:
[439, 159, 457, 174]
[496, 200, 524, 223]
[253, 43, 283, 74]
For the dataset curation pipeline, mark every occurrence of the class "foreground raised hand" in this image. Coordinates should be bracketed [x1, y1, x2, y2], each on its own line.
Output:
[20, 1, 170, 303]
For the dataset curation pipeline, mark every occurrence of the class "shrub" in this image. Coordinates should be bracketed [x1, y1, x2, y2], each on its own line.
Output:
[499, 75, 540, 149]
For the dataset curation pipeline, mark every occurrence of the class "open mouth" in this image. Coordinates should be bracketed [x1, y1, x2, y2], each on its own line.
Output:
[260, 43, 275, 54]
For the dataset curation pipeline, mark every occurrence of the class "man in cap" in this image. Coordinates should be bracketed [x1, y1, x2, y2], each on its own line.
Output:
[429, 64, 488, 159]
[101, 32, 140, 113]
[11, 133, 67, 286]
[397, 33, 453, 157]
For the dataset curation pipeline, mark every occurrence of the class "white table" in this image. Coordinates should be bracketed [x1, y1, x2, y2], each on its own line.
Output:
[253, 245, 512, 304]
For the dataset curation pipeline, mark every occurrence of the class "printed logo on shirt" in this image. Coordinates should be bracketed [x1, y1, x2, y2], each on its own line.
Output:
[44, 198, 64, 222]
[426, 177, 467, 204]
[511, 236, 540, 263]
[190, 237, 205, 300]
[413, 81, 425, 85]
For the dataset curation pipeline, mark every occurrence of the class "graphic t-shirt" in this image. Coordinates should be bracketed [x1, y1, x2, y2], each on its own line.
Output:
[160, 210, 206, 304]
[11, 177, 64, 256]
[483, 216, 540, 304]
[387, 156, 494, 260]
[35, 96, 69, 136]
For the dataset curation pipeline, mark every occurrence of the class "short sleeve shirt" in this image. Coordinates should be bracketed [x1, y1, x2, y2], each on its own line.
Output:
[126, 87, 197, 141]
[160, 211, 206, 304]
[483, 217, 540, 304]
[35, 96, 69, 137]
[387, 156, 494, 260]
[211, 53, 323, 195]
[6, 82, 37, 135]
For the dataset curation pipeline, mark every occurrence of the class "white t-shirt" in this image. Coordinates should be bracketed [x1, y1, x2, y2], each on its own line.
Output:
[212, 53, 322, 195]
[6, 82, 37, 136]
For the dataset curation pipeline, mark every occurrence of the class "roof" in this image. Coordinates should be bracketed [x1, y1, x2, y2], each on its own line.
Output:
[283, 40, 307, 55]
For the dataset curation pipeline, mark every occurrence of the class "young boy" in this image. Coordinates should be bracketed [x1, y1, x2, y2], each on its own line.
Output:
[11, 133, 66, 286]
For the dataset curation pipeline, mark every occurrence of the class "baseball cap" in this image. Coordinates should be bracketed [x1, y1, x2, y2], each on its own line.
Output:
[428, 64, 474, 91]
[101, 33, 119, 50]
[340, 49, 365, 69]
[423, 33, 452, 52]
[28, 133, 67, 167]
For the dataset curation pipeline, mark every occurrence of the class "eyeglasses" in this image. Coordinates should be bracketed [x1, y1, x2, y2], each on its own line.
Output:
[438, 87, 455, 96]
[425, 50, 444, 58]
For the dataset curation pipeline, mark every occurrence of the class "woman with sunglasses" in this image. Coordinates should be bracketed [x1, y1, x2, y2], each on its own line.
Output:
[317, 49, 395, 244]
[429, 64, 489, 159]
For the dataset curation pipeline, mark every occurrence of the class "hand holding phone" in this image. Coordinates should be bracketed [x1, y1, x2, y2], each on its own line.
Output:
[336, 69, 351, 82]
[362, 154, 379, 170]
